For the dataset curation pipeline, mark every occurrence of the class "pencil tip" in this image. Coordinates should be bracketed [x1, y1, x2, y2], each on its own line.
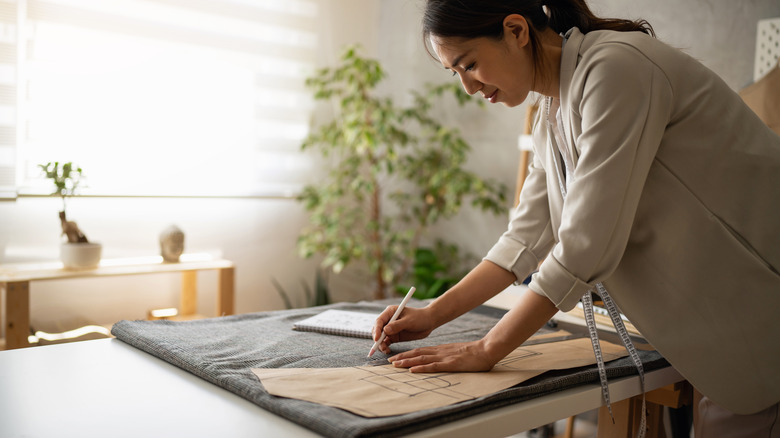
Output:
[367, 349, 375, 358]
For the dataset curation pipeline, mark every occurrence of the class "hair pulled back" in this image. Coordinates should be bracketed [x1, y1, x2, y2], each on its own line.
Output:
[422, 0, 654, 83]
[423, 0, 653, 41]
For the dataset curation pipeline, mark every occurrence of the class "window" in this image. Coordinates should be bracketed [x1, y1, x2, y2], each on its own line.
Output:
[0, 0, 16, 198]
[0, 0, 320, 199]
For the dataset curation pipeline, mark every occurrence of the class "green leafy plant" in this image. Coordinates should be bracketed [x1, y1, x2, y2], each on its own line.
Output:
[297, 46, 508, 299]
[397, 241, 476, 301]
[272, 269, 331, 309]
[39, 161, 90, 243]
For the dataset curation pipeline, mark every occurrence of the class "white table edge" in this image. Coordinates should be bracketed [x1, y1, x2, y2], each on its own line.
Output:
[409, 365, 683, 438]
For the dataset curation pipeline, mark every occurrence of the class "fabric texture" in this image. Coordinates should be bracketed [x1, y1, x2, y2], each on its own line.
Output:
[111, 300, 667, 438]
[484, 27, 780, 414]
[693, 389, 780, 438]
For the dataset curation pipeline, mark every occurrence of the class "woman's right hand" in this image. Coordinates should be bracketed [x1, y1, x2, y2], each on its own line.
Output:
[372, 305, 436, 355]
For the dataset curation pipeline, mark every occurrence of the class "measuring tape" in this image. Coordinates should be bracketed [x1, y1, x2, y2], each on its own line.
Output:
[547, 96, 647, 437]
[583, 286, 647, 438]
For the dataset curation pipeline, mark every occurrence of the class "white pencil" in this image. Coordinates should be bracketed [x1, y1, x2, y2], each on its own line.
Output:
[367, 286, 416, 358]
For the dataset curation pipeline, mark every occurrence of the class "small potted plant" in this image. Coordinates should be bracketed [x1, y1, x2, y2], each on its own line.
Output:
[39, 161, 102, 269]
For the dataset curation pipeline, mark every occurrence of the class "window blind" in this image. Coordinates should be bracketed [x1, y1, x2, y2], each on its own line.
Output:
[7, 0, 320, 198]
[0, 0, 18, 199]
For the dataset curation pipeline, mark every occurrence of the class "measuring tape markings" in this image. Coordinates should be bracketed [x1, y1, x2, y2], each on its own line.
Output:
[593, 283, 647, 438]
[581, 290, 615, 420]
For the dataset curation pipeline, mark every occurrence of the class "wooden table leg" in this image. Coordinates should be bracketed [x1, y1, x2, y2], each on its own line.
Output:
[564, 416, 575, 438]
[598, 396, 666, 438]
[217, 267, 234, 316]
[5, 281, 31, 350]
[180, 271, 197, 317]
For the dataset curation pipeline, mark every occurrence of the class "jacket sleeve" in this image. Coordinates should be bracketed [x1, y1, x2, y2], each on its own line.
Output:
[529, 43, 674, 311]
[484, 114, 555, 284]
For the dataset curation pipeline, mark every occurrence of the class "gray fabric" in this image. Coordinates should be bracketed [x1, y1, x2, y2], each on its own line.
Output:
[111, 300, 667, 438]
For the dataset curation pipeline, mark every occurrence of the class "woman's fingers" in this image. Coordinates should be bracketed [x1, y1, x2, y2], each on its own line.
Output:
[379, 337, 395, 354]
[401, 360, 448, 373]
[372, 306, 435, 352]
[389, 347, 454, 371]
[389, 352, 442, 372]
[388, 342, 494, 373]
[372, 305, 397, 341]
[388, 347, 436, 363]
[389, 350, 429, 362]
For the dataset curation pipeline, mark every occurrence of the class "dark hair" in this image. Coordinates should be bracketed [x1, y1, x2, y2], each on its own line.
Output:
[422, 0, 654, 86]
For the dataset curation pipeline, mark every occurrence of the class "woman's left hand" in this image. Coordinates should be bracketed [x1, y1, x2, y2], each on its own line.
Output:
[388, 340, 499, 373]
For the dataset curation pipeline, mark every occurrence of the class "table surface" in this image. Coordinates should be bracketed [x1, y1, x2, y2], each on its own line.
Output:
[0, 338, 319, 438]
[0, 285, 682, 437]
[0, 335, 682, 438]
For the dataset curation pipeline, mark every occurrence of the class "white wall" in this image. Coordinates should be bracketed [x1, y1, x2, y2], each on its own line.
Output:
[586, 0, 780, 90]
[2, 0, 778, 335]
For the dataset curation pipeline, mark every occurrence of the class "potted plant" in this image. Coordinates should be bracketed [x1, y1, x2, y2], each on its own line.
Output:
[297, 47, 508, 299]
[39, 161, 102, 269]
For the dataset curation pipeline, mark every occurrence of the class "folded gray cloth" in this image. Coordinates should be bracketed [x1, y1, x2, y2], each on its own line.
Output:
[111, 300, 667, 438]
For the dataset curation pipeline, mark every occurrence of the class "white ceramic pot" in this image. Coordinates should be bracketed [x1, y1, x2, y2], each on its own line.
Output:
[60, 242, 102, 269]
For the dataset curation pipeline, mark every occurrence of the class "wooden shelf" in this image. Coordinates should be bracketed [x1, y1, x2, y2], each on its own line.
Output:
[1, 253, 235, 350]
[0, 253, 233, 283]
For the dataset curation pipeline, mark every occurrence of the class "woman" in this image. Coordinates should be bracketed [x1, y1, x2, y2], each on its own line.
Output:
[372, 0, 780, 434]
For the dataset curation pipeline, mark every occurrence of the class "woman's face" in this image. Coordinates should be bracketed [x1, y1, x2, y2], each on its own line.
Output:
[430, 26, 535, 108]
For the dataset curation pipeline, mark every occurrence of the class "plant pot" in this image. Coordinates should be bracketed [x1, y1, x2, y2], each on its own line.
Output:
[60, 242, 102, 270]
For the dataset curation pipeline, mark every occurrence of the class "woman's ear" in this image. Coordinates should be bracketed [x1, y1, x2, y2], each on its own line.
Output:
[503, 14, 530, 48]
